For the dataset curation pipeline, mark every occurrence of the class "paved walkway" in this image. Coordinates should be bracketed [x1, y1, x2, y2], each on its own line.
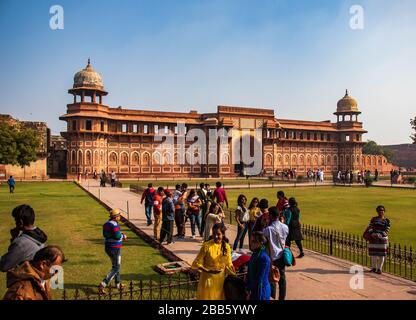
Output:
[81, 180, 416, 300]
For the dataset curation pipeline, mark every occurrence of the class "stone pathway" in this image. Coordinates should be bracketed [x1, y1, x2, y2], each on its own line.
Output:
[81, 179, 416, 300]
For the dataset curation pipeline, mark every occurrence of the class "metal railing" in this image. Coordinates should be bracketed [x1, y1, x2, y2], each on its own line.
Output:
[61, 272, 247, 300]
[301, 224, 415, 281]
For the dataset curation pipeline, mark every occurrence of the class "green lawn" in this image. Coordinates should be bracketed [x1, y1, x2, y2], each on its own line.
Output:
[224, 186, 416, 247]
[0, 182, 168, 299]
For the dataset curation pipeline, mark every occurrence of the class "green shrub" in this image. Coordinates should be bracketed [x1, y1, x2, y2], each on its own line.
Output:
[405, 177, 416, 184]
[297, 175, 305, 182]
[364, 177, 373, 187]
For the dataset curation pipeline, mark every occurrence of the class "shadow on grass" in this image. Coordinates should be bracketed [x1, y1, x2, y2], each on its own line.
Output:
[85, 238, 151, 247]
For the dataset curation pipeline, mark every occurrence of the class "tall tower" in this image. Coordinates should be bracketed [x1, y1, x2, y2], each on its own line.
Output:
[68, 59, 108, 105]
[60, 59, 109, 178]
[334, 90, 367, 171]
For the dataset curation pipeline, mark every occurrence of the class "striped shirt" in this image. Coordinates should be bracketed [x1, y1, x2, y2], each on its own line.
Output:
[103, 220, 124, 248]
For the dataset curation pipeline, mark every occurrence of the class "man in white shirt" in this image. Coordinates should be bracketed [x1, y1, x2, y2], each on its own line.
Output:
[110, 171, 116, 187]
[263, 206, 289, 300]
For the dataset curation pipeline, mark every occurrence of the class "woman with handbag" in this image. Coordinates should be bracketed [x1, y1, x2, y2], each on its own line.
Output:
[246, 231, 271, 300]
[192, 223, 235, 300]
[365, 205, 390, 274]
[186, 189, 202, 238]
[233, 195, 250, 251]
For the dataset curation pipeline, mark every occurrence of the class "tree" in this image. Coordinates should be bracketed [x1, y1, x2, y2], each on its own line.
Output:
[362, 140, 394, 163]
[411, 116, 416, 144]
[0, 122, 40, 167]
[15, 128, 40, 167]
[0, 122, 19, 165]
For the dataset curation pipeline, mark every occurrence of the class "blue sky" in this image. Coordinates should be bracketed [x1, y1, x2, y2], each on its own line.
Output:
[0, 0, 415, 144]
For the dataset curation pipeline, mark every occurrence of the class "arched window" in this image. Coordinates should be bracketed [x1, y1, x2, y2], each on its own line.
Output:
[306, 155, 311, 166]
[320, 155, 325, 166]
[221, 153, 229, 165]
[142, 152, 150, 166]
[153, 152, 161, 165]
[299, 155, 304, 165]
[208, 153, 216, 165]
[292, 155, 297, 165]
[100, 151, 104, 165]
[345, 155, 350, 166]
[326, 155, 331, 165]
[71, 150, 76, 164]
[333, 155, 338, 165]
[277, 154, 282, 165]
[164, 153, 172, 165]
[85, 150, 91, 166]
[284, 155, 290, 166]
[313, 155, 318, 165]
[120, 152, 129, 166]
[109, 152, 117, 165]
[265, 154, 272, 166]
[78, 150, 83, 165]
[94, 151, 99, 165]
[131, 152, 139, 165]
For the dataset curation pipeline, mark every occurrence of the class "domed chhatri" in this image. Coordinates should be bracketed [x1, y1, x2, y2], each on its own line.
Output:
[73, 59, 104, 90]
[337, 89, 359, 113]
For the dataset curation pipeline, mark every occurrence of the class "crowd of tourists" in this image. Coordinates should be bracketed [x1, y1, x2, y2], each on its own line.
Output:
[335, 169, 379, 183]
[137, 181, 309, 300]
[140, 181, 228, 244]
[274, 168, 325, 182]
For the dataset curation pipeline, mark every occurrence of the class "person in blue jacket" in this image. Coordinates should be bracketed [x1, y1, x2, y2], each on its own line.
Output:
[7, 176, 15, 193]
[246, 231, 271, 300]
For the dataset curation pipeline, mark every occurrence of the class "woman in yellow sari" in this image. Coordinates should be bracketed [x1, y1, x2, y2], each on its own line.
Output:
[192, 223, 235, 300]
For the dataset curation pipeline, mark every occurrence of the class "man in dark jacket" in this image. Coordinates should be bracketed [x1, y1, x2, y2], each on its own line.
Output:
[140, 183, 155, 226]
[0, 205, 48, 281]
[160, 190, 175, 245]
[3, 245, 65, 300]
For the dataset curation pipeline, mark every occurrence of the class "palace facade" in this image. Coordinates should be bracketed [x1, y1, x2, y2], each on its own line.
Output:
[60, 60, 394, 179]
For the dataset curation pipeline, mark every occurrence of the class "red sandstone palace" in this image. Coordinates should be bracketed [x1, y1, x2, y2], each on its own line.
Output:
[60, 60, 394, 179]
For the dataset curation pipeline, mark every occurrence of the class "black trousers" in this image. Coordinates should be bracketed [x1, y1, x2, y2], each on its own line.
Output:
[9, 185, 14, 193]
[174, 209, 186, 237]
[160, 220, 174, 243]
[270, 257, 286, 300]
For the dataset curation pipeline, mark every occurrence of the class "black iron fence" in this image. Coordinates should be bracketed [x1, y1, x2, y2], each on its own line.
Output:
[301, 224, 415, 281]
[61, 272, 246, 300]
